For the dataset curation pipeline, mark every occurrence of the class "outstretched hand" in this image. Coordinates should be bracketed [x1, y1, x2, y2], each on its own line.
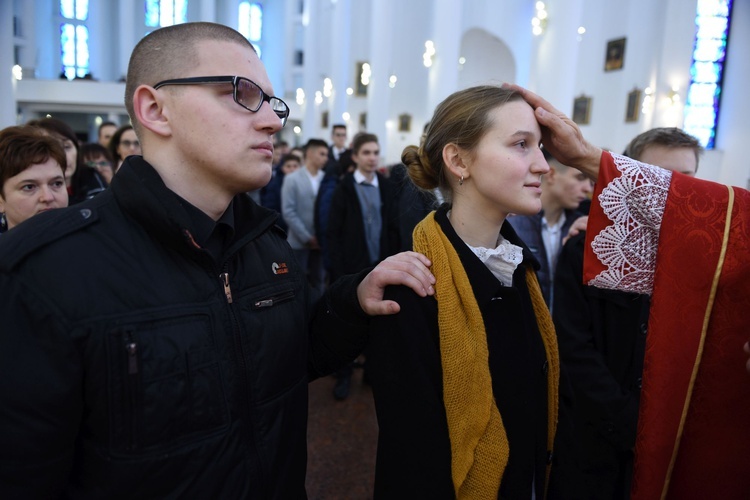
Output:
[357, 251, 435, 316]
[503, 83, 603, 179]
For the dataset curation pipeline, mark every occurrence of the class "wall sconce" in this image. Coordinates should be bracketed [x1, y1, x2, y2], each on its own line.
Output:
[642, 87, 654, 115]
[323, 78, 333, 97]
[532, 2, 548, 36]
[12, 64, 23, 80]
[296, 88, 305, 105]
[360, 63, 371, 86]
[389, 74, 397, 88]
[342, 112, 350, 121]
[293, 126, 302, 134]
[346, 87, 353, 95]
[314, 91, 323, 105]
[667, 85, 681, 105]
[423, 41, 435, 68]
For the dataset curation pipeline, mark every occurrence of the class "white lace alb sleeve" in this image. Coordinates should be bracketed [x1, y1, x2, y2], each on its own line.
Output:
[588, 154, 673, 295]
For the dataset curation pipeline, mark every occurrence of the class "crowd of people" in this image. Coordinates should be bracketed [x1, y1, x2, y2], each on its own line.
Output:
[1, 21, 748, 500]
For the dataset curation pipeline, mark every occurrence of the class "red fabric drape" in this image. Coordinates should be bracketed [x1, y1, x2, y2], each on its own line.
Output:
[584, 152, 750, 499]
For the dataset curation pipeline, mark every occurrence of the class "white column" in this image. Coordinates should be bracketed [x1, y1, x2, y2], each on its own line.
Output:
[302, 0, 320, 141]
[426, 0, 462, 113]
[330, 0, 351, 130]
[118, 0, 139, 82]
[0, 0, 15, 127]
[365, 0, 394, 158]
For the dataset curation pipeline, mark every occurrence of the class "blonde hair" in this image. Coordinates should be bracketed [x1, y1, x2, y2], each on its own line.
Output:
[401, 86, 522, 202]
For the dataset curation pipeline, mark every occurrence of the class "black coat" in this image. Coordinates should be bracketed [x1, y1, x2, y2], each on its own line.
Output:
[326, 172, 399, 281]
[368, 206, 559, 499]
[552, 232, 649, 499]
[0, 156, 369, 499]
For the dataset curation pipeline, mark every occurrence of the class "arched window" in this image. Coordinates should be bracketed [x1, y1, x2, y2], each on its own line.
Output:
[239, 2, 263, 58]
[684, 0, 733, 149]
[59, 0, 90, 79]
[146, 0, 188, 28]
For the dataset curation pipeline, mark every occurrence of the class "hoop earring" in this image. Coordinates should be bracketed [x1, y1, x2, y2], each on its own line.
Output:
[459, 175, 464, 186]
[0, 213, 6, 231]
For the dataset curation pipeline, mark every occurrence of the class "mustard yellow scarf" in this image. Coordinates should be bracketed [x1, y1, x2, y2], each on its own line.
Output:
[412, 212, 559, 499]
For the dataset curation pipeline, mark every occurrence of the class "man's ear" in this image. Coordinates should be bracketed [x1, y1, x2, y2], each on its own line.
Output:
[132, 85, 172, 138]
[442, 143, 469, 183]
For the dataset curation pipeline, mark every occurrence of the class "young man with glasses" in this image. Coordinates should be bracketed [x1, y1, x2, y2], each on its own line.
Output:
[0, 22, 434, 498]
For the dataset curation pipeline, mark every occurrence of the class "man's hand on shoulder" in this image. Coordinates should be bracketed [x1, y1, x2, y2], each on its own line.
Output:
[357, 252, 434, 316]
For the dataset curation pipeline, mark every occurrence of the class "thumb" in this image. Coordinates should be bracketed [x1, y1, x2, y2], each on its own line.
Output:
[364, 300, 401, 316]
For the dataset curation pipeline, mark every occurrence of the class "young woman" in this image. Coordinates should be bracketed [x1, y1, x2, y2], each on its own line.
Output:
[109, 124, 141, 172]
[28, 117, 108, 204]
[0, 125, 68, 232]
[368, 86, 566, 499]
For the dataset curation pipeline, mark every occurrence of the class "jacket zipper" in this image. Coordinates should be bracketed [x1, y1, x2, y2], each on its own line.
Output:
[221, 272, 233, 303]
[220, 264, 265, 491]
[253, 290, 295, 309]
[125, 330, 138, 451]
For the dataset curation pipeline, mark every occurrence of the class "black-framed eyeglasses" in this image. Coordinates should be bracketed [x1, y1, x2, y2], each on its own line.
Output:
[153, 75, 290, 127]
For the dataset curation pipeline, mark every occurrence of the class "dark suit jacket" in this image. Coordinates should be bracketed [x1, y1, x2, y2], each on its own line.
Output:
[325, 172, 399, 281]
[552, 231, 649, 499]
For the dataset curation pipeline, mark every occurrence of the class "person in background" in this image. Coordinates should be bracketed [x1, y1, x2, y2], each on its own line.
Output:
[509, 83, 750, 499]
[507, 148, 592, 310]
[326, 124, 353, 178]
[326, 133, 399, 400]
[0, 22, 434, 498]
[109, 124, 141, 172]
[28, 116, 107, 205]
[553, 127, 703, 499]
[282, 138, 332, 295]
[80, 142, 116, 185]
[260, 152, 301, 231]
[368, 85, 568, 498]
[0, 125, 68, 233]
[97, 121, 118, 148]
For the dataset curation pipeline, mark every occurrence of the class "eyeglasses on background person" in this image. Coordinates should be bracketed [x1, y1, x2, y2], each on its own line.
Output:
[153, 76, 290, 127]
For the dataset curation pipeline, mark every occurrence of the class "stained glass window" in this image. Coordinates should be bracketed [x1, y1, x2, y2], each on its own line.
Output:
[145, 0, 188, 28]
[684, 0, 733, 149]
[59, 0, 89, 79]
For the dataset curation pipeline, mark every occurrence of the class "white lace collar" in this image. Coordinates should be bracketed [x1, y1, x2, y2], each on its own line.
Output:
[448, 210, 523, 286]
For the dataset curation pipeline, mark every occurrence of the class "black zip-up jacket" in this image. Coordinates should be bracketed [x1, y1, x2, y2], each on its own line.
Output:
[0, 156, 369, 499]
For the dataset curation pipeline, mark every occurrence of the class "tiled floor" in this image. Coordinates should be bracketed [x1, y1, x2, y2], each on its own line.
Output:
[306, 365, 378, 500]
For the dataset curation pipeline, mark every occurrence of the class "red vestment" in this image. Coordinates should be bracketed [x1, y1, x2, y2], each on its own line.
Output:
[584, 152, 750, 499]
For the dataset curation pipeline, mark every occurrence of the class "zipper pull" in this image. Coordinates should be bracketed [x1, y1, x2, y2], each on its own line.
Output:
[221, 272, 233, 303]
[127, 340, 138, 374]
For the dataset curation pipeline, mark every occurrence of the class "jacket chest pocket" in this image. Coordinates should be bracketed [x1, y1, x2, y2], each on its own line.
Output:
[106, 314, 229, 456]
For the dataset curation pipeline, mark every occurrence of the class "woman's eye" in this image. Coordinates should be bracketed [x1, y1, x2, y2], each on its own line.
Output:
[21, 184, 36, 192]
[52, 181, 66, 188]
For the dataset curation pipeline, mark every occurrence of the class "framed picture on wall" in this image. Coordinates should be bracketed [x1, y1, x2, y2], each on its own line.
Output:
[398, 113, 411, 132]
[359, 112, 367, 129]
[321, 110, 329, 129]
[605, 38, 626, 71]
[625, 88, 641, 122]
[572, 95, 592, 125]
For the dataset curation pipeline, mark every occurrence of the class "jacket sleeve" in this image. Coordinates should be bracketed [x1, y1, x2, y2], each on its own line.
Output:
[325, 183, 347, 282]
[306, 268, 371, 380]
[552, 233, 639, 451]
[0, 275, 83, 497]
[281, 173, 312, 244]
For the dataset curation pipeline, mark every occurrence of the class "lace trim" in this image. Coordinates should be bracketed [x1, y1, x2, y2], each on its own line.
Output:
[588, 154, 672, 294]
[468, 235, 523, 286]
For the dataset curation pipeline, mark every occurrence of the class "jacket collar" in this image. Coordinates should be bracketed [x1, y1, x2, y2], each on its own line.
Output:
[111, 156, 279, 259]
